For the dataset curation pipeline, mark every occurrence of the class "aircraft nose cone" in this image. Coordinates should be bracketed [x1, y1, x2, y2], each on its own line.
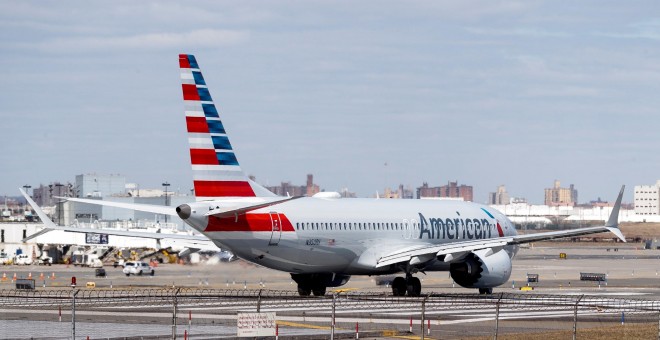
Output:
[176, 204, 191, 220]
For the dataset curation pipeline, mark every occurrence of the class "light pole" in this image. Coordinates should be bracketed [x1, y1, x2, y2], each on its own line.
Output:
[162, 182, 170, 225]
[22, 185, 31, 221]
[54, 183, 64, 226]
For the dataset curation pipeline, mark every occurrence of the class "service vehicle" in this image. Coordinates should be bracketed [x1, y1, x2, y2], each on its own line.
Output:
[122, 261, 154, 276]
[14, 254, 33, 265]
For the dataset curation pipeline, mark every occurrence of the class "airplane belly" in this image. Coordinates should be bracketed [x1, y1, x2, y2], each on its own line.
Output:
[205, 231, 354, 273]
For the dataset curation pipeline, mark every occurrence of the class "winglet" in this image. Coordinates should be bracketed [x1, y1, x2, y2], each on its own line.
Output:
[605, 185, 625, 242]
[19, 188, 58, 228]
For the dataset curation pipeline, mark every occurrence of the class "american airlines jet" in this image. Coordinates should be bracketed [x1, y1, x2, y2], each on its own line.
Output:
[55, 54, 625, 297]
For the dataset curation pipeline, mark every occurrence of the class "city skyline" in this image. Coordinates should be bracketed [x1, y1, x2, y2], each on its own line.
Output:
[2, 2, 659, 204]
[3, 172, 644, 206]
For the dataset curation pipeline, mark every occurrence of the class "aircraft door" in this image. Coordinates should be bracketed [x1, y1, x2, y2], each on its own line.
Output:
[268, 212, 282, 245]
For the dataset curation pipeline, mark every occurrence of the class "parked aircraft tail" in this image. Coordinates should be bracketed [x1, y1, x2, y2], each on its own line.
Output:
[179, 54, 275, 199]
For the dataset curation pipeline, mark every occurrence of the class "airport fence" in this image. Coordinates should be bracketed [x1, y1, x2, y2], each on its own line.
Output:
[1, 288, 660, 339]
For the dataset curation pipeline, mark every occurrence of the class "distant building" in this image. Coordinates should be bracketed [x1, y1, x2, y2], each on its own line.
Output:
[265, 174, 321, 197]
[339, 188, 357, 198]
[417, 181, 473, 201]
[488, 185, 510, 205]
[76, 174, 126, 198]
[544, 180, 578, 206]
[32, 182, 75, 207]
[306, 174, 320, 196]
[634, 181, 660, 215]
[382, 185, 414, 199]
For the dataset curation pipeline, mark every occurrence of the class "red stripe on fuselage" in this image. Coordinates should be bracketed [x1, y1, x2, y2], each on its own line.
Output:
[182, 84, 200, 101]
[194, 180, 255, 197]
[186, 117, 209, 133]
[496, 222, 504, 237]
[190, 149, 218, 165]
[205, 213, 295, 232]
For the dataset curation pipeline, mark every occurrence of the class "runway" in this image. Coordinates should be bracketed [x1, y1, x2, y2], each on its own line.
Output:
[1, 243, 660, 339]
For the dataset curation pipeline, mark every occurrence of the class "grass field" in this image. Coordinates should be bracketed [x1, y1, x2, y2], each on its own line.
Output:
[468, 322, 658, 340]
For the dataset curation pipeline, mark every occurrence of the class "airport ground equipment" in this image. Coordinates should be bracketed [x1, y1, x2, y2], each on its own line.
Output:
[580, 272, 607, 282]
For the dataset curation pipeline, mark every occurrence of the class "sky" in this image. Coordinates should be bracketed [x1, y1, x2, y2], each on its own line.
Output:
[1, 1, 659, 204]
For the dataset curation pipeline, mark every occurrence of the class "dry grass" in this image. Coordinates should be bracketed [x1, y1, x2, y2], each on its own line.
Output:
[619, 223, 660, 239]
[465, 323, 657, 340]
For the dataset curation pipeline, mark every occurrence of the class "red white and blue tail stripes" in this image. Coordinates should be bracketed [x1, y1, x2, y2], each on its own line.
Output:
[180, 54, 259, 199]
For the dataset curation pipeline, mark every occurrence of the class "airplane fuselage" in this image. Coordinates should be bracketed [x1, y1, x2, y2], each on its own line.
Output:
[182, 197, 518, 276]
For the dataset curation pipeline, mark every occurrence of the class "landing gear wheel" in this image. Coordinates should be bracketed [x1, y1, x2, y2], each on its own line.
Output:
[406, 277, 422, 297]
[298, 286, 311, 296]
[392, 277, 407, 296]
[312, 286, 326, 296]
[479, 288, 493, 295]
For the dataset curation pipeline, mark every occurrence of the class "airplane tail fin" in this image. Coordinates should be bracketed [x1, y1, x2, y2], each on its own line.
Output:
[179, 54, 275, 200]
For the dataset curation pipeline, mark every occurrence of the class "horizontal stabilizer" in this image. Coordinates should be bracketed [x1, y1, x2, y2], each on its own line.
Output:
[204, 196, 302, 217]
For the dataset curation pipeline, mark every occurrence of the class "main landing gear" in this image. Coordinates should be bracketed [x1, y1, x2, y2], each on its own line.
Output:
[479, 288, 493, 295]
[291, 273, 350, 297]
[391, 274, 422, 297]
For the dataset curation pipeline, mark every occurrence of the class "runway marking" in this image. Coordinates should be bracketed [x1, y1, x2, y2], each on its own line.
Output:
[277, 320, 332, 330]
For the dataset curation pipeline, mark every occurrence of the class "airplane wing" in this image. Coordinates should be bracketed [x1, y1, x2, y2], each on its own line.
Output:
[376, 186, 626, 268]
[19, 188, 210, 244]
[57, 196, 178, 216]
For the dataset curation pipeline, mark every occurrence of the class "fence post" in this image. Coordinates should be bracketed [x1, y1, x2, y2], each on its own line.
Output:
[494, 292, 503, 340]
[172, 287, 181, 340]
[71, 289, 79, 340]
[657, 311, 660, 340]
[331, 293, 337, 340]
[257, 289, 262, 313]
[421, 296, 428, 340]
[573, 295, 584, 340]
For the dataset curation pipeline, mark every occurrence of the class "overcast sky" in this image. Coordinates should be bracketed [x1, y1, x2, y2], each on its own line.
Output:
[1, 1, 659, 204]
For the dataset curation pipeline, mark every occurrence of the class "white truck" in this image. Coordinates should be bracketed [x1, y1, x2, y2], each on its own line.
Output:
[0, 252, 11, 265]
[14, 254, 33, 265]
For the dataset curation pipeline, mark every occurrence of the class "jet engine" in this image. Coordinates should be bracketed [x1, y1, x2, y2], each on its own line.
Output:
[449, 248, 512, 289]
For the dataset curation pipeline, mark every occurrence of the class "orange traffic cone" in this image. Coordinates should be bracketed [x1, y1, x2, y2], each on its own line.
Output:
[50, 272, 56, 280]
[12, 273, 17, 282]
[27, 272, 32, 279]
[1, 273, 6, 282]
[39, 273, 44, 280]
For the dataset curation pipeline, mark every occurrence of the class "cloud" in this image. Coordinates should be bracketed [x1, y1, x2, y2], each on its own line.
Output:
[466, 27, 570, 38]
[594, 20, 660, 40]
[24, 29, 249, 53]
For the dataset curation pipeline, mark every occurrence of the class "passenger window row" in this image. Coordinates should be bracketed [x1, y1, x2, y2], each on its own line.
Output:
[295, 222, 404, 231]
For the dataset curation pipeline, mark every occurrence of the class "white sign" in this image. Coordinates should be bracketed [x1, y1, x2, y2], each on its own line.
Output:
[237, 312, 276, 337]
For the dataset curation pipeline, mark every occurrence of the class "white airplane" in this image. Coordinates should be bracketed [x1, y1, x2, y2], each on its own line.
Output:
[19, 188, 218, 256]
[57, 54, 626, 296]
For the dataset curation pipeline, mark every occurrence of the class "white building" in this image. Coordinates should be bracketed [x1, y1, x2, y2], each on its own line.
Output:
[634, 181, 660, 215]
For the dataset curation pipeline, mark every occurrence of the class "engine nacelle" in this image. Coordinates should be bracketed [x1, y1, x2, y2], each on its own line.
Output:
[449, 248, 512, 289]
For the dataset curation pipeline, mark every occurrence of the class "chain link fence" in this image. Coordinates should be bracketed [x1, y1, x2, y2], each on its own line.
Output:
[1, 289, 660, 339]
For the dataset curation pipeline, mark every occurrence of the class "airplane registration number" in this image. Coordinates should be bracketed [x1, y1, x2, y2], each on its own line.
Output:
[305, 239, 320, 246]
